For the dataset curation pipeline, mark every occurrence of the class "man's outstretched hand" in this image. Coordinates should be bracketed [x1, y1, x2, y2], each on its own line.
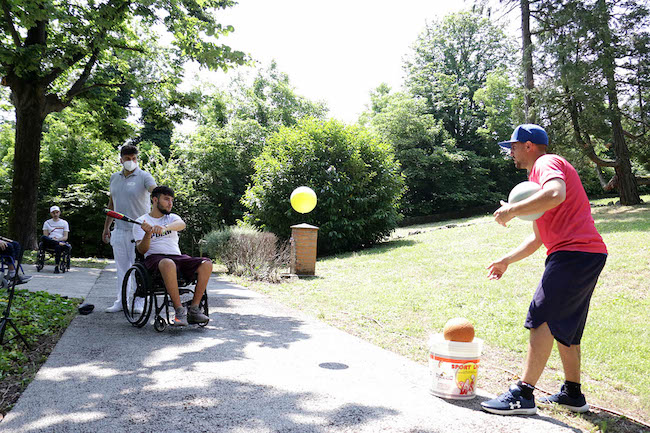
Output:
[487, 259, 508, 280]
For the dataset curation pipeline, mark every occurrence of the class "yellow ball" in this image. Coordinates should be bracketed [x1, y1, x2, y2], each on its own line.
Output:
[290, 186, 317, 213]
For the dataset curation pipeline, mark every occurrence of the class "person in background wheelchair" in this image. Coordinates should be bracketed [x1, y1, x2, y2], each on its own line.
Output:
[41, 205, 72, 273]
[0, 236, 32, 284]
[133, 186, 211, 326]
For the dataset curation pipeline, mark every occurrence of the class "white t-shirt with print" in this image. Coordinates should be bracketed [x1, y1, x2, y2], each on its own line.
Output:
[133, 213, 182, 258]
[43, 219, 70, 240]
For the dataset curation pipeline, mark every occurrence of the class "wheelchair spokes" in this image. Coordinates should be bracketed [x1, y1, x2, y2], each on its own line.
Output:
[121, 264, 152, 327]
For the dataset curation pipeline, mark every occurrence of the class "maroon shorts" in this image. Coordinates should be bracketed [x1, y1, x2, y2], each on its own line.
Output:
[144, 254, 209, 280]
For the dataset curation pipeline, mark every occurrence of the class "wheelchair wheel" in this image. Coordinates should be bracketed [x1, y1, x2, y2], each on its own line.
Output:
[60, 249, 71, 272]
[122, 264, 152, 328]
[36, 245, 45, 272]
[153, 316, 167, 332]
[198, 291, 209, 328]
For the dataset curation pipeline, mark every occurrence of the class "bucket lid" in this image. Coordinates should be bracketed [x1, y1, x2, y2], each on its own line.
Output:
[429, 333, 483, 356]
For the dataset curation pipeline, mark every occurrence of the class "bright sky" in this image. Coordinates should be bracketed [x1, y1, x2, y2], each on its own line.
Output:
[186, 0, 475, 124]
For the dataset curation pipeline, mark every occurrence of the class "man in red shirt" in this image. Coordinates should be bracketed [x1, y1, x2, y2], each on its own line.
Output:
[481, 124, 607, 416]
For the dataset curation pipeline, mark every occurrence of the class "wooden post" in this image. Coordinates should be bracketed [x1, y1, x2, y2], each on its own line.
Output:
[290, 223, 318, 276]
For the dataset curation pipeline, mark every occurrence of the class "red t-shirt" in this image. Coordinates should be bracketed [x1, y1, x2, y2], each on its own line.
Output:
[529, 154, 607, 255]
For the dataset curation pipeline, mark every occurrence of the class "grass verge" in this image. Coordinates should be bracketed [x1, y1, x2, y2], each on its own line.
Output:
[230, 196, 650, 433]
[0, 288, 79, 417]
[21, 251, 110, 269]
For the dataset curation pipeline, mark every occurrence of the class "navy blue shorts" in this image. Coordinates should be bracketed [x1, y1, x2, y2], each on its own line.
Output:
[525, 251, 607, 346]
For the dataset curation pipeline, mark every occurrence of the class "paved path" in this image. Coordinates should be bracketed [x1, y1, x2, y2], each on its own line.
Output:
[1, 265, 579, 432]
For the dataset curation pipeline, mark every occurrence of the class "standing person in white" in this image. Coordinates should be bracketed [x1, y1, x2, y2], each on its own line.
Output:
[102, 144, 157, 313]
[41, 205, 71, 273]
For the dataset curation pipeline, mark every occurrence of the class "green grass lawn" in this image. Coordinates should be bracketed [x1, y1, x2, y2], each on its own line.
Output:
[231, 195, 650, 429]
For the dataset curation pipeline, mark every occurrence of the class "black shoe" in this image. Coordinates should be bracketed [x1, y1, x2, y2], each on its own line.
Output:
[78, 303, 95, 315]
[54, 267, 60, 274]
[538, 384, 589, 413]
[481, 384, 537, 415]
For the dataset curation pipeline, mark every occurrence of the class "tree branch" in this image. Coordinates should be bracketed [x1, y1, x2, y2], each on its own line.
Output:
[64, 50, 99, 101]
[41, 51, 89, 86]
[1, 0, 21, 47]
[43, 81, 126, 115]
[66, 81, 126, 101]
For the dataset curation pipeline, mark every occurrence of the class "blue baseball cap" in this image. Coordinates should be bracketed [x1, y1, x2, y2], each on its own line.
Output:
[498, 124, 548, 150]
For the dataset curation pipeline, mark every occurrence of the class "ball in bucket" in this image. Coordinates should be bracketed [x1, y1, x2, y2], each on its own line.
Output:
[290, 186, 317, 214]
[508, 181, 544, 221]
[443, 317, 475, 342]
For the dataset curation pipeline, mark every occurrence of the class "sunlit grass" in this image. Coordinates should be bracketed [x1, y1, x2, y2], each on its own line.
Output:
[232, 195, 650, 424]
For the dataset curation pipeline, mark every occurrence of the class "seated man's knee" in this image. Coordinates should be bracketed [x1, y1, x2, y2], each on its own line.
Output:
[158, 258, 177, 275]
[198, 259, 212, 274]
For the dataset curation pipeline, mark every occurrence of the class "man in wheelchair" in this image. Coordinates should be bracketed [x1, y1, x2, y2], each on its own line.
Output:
[41, 205, 72, 273]
[133, 186, 211, 326]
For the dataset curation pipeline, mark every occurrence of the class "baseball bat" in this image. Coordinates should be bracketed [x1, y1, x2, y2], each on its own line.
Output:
[104, 209, 142, 225]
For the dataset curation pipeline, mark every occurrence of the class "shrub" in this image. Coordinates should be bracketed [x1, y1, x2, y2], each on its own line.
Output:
[243, 118, 405, 255]
[203, 226, 290, 282]
[201, 226, 233, 259]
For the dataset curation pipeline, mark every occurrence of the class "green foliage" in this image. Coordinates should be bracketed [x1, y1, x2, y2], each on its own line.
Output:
[363, 87, 523, 216]
[181, 62, 330, 230]
[0, 123, 14, 235]
[404, 8, 515, 154]
[228, 61, 328, 129]
[244, 118, 405, 255]
[0, 289, 78, 377]
[183, 118, 267, 229]
[473, 69, 522, 143]
[201, 226, 233, 259]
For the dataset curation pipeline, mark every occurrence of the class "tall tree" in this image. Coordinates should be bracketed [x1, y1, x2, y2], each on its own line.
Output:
[403, 8, 514, 154]
[534, 0, 649, 204]
[0, 0, 246, 247]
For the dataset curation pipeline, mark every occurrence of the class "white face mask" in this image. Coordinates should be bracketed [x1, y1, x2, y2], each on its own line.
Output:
[122, 160, 138, 171]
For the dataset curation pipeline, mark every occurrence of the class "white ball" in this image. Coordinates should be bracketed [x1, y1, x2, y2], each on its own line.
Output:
[508, 181, 544, 221]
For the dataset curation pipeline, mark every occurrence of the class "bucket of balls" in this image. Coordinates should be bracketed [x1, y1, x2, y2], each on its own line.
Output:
[429, 317, 483, 400]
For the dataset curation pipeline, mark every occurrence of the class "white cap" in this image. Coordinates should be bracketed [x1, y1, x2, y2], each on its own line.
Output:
[50, 205, 60, 213]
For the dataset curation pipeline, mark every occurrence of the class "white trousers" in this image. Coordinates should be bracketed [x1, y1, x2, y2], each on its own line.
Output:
[110, 228, 136, 302]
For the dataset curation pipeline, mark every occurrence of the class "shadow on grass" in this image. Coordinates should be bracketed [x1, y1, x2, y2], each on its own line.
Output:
[593, 211, 650, 234]
[323, 239, 418, 261]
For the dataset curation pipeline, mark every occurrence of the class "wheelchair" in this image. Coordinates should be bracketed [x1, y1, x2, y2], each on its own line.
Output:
[35, 240, 71, 273]
[0, 253, 30, 288]
[121, 252, 209, 332]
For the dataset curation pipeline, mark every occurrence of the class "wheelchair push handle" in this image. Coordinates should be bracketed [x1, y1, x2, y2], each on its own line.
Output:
[104, 209, 142, 225]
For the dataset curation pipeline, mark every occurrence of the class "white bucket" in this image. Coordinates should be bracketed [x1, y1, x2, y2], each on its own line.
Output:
[428, 333, 483, 400]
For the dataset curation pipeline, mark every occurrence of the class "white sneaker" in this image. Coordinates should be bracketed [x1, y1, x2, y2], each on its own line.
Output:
[105, 300, 123, 313]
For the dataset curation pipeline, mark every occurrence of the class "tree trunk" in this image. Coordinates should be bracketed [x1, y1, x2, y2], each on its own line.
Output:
[8, 82, 46, 249]
[521, 0, 536, 123]
[596, 0, 641, 205]
[609, 107, 640, 204]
